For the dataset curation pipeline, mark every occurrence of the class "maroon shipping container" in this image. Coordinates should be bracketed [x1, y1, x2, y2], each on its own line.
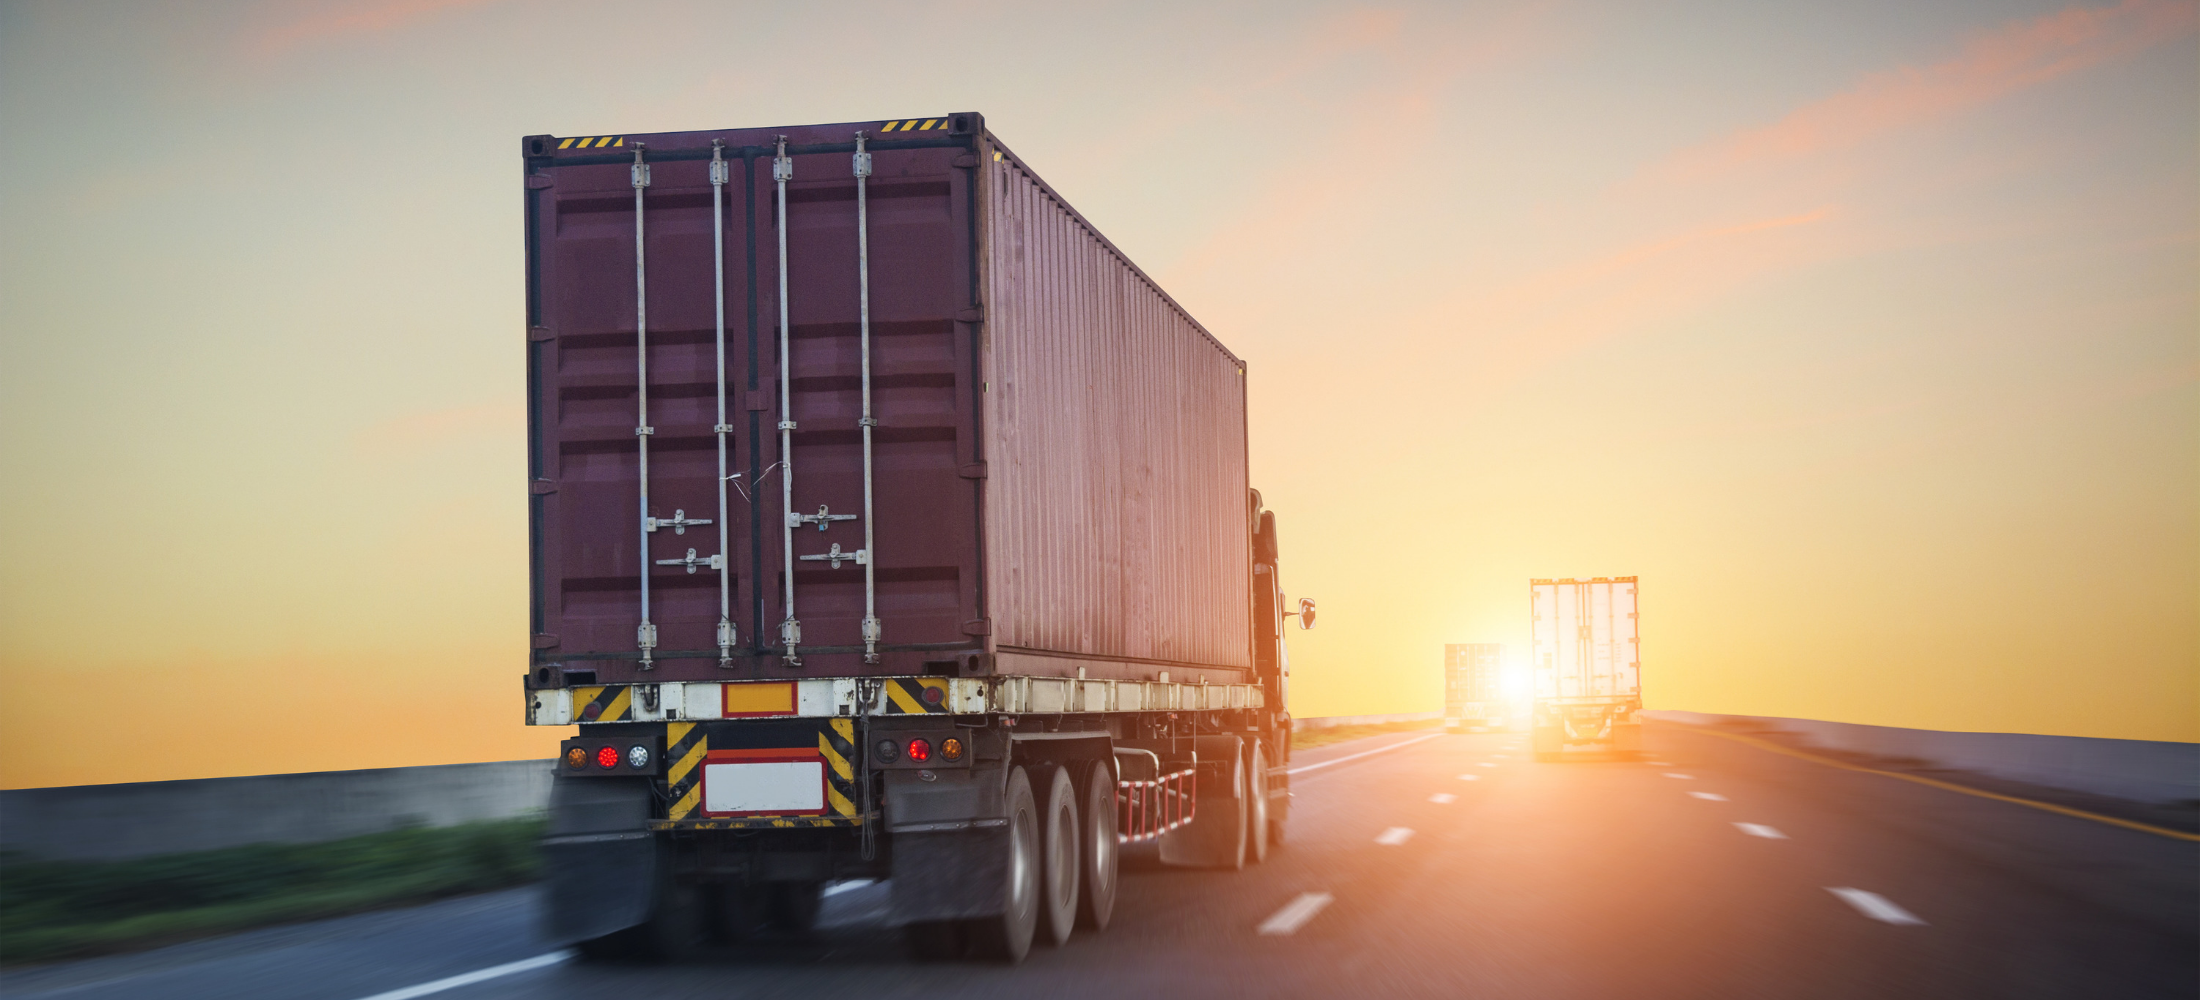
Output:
[522, 113, 1251, 689]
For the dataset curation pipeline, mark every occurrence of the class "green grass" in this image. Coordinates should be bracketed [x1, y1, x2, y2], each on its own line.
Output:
[1291, 718, 1442, 750]
[0, 817, 543, 966]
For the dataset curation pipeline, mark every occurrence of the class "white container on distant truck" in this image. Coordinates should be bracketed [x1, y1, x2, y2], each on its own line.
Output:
[1443, 643, 1508, 732]
[1530, 577, 1641, 759]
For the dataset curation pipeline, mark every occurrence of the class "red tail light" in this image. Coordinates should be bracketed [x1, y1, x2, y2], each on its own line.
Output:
[907, 738, 931, 763]
[596, 745, 620, 769]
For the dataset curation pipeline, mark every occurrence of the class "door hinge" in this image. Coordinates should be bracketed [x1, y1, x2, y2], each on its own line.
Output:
[527, 325, 553, 342]
[526, 174, 554, 189]
[961, 618, 993, 636]
[958, 462, 988, 480]
[955, 306, 985, 324]
[531, 633, 560, 649]
[530, 479, 558, 495]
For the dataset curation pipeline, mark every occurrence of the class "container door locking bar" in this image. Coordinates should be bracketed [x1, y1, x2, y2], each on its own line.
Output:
[632, 146, 657, 670]
[708, 139, 736, 666]
[853, 131, 883, 663]
[773, 136, 802, 668]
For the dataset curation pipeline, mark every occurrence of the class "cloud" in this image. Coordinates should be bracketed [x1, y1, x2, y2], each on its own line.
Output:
[251, 0, 504, 55]
[1665, 0, 2197, 178]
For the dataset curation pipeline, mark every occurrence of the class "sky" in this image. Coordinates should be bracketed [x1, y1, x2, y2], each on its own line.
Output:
[0, 0, 2192, 788]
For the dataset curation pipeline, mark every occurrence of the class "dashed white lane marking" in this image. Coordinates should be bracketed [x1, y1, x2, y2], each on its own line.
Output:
[1689, 792, 1729, 801]
[1826, 887, 1927, 925]
[824, 879, 875, 896]
[1287, 733, 1446, 776]
[351, 952, 572, 1000]
[1477, 762, 1497, 768]
[1662, 772, 1694, 779]
[1375, 827, 1415, 846]
[1646, 760, 1673, 766]
[1735, 823, 1787, 839]
[1457, 774, 1480, 781]
[1429, 793, 1456, 804]
[1259, 892, 1336, 935]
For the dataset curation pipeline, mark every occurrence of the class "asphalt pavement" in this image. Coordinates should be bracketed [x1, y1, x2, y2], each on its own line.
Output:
[5, 722, 2193, 999]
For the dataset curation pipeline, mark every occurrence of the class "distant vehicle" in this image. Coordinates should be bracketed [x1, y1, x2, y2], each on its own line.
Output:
[520, 113, 1302, 964]
[1443, 643, 1507, 732]
[1529, 577, 1641, 759]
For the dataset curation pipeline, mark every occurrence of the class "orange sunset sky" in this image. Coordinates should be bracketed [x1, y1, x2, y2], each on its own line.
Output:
[1, 0, 2193, 788]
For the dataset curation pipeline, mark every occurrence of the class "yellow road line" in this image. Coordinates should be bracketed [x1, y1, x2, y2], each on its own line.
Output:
[1683, 725, 2200, 843]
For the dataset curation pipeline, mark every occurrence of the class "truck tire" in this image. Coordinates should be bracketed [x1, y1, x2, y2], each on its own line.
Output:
[963, 765, 1040, 963]
[1245, 741, 1270, 864]
[1036, 765, 1081, 948]
[1077, 759, 1118, 932]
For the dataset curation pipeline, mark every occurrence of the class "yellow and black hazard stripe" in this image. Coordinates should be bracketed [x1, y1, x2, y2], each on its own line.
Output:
[820, 718, 860, 819]
[882, 677, 951, 714]
[572, 685, 631, 723]
[664, 721, 708, 821]
[880, 117, 950, 132]
[556, 135, 625, 149]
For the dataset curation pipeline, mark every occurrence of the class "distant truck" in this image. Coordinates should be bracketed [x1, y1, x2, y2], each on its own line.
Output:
[1529, 578, 1641, 759]
[520, 113, 1302, 964]
[1442, 643, 1507, 732]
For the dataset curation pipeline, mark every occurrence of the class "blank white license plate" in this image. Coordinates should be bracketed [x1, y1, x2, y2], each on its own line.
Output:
[704, 761, 824, 814]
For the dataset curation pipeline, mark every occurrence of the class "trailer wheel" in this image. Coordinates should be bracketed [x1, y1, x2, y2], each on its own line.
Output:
[1036, 765, 1081, 947]
[1077, 759, 1118, 931]
[1245, 741, 1270, 864]
[963, 765, 1040, 963]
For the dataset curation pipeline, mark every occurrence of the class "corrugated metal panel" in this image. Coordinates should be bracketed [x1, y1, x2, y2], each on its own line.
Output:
[980, 146, 1252, 677]
[1531, 578, 1641, 700]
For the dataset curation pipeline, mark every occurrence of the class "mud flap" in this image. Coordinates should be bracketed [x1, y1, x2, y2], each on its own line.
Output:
[541, 775, 658, 945]
[1161, 735, 1245, 867]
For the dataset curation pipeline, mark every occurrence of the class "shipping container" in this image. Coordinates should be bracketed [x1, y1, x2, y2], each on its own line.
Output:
[1443, 643, 1507, 731]
[521, 114, 1298, 965]
[1529, 577, 1642, 758]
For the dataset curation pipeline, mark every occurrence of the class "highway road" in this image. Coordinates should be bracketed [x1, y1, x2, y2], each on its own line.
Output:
[5, 722, 2193, 999]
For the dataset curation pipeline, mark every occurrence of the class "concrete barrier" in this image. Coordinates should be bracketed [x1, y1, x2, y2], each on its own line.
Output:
[1293, 711, 1440, 731]
[2, 711, 1443, 862]
[0, 760, 555, 862]
[1644, 711, 2199, 806]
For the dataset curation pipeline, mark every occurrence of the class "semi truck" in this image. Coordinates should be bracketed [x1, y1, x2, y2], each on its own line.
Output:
[1529, 577, 1641, 759]
[519, 113, 1302, 963]
[1442, 643, 1507, 732]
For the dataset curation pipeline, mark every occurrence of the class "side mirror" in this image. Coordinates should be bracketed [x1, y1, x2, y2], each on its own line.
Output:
[1297, 598, 1316, 630]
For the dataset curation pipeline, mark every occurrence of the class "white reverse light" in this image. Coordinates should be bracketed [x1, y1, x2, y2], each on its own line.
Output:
[627, 745, 652, 769]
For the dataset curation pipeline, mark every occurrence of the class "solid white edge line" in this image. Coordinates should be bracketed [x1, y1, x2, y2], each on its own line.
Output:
[1258, 892, 1335, 935]
[350, 951, 572, 1000]
[1287, 733, 1445, 775]
[1826, 887, 1928, 925]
